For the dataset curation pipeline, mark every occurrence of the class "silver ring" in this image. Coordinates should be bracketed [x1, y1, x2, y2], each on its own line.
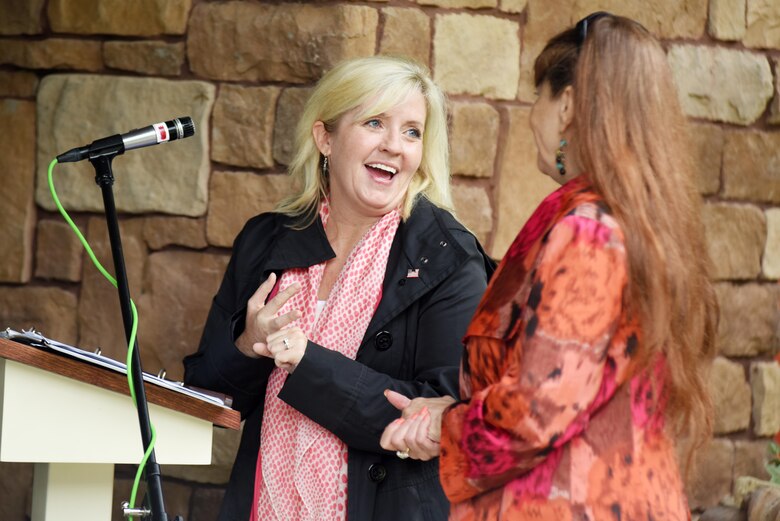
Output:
[396, 448, 410, 460]
[282, 337, 290, 350]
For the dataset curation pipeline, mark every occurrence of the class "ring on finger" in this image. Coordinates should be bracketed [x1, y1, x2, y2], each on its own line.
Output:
[282, 337, 291, 350]
[396, 447, 411, 460]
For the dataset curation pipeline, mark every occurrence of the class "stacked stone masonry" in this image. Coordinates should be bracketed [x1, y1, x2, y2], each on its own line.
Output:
[0, 0, 778, 519]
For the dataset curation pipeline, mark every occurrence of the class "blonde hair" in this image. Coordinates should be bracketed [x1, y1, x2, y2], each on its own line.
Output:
[277, 56, 452, 225]
[535, 16, 718, 466]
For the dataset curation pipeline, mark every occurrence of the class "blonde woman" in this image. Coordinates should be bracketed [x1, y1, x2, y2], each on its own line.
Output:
[184, 56, 493, 521]
[381, 14, 717, 520]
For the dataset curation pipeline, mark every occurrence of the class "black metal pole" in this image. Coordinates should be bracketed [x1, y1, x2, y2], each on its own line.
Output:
[89, 150, 170, 521]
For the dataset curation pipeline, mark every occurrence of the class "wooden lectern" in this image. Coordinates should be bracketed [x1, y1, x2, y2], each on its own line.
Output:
[0, 337, 240, 521]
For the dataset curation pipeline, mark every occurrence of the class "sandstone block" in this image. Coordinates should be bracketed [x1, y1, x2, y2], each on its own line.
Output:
[668, 45, 772, 125]
[687, 438, 735, 510]
[0, 287, 78, 344]
[744, 0, 780, 49]
[0, 100, 35, 283]
[452, 183, 492, 247]
[0, 70, 38, 97]
[143, 216, 207, 250]
[710, 356, 752, 434]
[48, 0, 191, 36]
[77, 218, 147, 362]
[104, 41, 185, 76]
[434, 13, 520, 100]
[417, 0, 496, 8]
[750, 361, 780, 436]
[0, 39, 102, 71]
[380, 8, 431, 67]
[723, 131, 780, 204]
[450, 102, 499, 178]
[763, 209, 780, 279]
[206, 171, 294, 248]
[735, 440, 772, 481]
[517, 0, 706, 98]
[516, 0, 572, 101]
[690, 123, 724, 196]
[273, 87, 313, 167]
[35, 220, 83, 282]
[708, 0, 746, 41]
[702, 203, 765, 280]
[136, 250, 229, 381]
[493, 106, 558, 258]
[188, 3, 378, 83]
[164, 425, 241, 485]
[571, 0, 707, 38]
[213, 85, 280, 169]
[0, 0, 44, 35]
[770, 57, 780, 125]
[500, 0, 528, 14]
[36, 75, 214, 216]
[715, 284, 780, 357]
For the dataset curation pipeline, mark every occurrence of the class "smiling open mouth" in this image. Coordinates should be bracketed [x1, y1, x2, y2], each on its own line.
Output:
[366, 163, 398, 181]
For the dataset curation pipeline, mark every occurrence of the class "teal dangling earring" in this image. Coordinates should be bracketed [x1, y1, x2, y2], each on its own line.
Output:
[556, 138, 567, 176]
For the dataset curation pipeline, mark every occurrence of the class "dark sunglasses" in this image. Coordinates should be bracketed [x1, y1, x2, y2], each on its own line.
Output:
[575, 11, 613, 47]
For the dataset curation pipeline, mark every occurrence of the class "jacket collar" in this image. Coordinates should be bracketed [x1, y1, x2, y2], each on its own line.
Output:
[263, 215, 335, 273]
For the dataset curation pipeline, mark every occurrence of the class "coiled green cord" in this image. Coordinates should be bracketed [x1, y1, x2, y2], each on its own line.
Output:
[47, 158, 157, 512]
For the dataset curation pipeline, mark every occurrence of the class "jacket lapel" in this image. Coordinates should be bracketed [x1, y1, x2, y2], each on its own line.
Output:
[263, 216, 335, 274]
[363, 200, 469, 342]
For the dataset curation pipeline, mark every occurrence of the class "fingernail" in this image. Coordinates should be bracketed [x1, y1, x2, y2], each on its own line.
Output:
[383, 389, 389, 397]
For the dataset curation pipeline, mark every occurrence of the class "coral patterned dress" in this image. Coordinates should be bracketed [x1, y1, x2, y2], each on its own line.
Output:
[439, 177, 690, 521]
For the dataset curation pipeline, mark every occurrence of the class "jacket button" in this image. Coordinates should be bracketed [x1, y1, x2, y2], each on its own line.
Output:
[368, 463, 387, 483]
[439, 240, 447, 247]
[374, 331, 393, 351]
[419, 256, 429, 264]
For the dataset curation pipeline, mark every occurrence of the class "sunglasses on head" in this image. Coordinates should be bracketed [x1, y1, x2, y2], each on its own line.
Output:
[575, 11, 613, 47]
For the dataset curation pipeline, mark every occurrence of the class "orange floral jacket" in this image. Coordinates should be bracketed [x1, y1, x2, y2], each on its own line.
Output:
[439, 178, 690, 521]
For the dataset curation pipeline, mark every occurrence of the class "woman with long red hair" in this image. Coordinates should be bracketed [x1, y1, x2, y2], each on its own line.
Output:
[381, 13, 718, 520]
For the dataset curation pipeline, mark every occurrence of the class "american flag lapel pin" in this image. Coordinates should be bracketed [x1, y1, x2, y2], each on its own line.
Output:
[406, 268, 420, 278]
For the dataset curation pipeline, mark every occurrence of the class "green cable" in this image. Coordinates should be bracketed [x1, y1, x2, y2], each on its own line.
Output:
[47, 158, 157, 512]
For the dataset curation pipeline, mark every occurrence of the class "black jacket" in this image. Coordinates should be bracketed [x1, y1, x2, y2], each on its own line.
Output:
[183, 198, 493, 521]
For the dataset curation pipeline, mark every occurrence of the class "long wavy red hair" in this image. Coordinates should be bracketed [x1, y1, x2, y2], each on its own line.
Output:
[534, 15, 718, 468]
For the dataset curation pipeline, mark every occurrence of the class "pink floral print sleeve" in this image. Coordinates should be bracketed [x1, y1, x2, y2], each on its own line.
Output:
[439, 179, 690, 521]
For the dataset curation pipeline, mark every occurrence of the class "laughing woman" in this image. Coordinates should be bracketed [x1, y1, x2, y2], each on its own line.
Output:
[183, 56, 493, 521]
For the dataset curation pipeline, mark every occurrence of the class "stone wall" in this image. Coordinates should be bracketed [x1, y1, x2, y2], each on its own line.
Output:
[0, 0, 778, 519]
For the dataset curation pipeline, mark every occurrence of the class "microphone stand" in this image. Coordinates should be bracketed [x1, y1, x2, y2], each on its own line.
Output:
[87, 137, 180, 521]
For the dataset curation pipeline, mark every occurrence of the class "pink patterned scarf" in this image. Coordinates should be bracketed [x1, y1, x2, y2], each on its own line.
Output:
[252, 203, 401, 521]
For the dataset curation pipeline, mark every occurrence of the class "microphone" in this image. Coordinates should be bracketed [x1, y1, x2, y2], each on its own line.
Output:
[57, 117, 195, 163]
